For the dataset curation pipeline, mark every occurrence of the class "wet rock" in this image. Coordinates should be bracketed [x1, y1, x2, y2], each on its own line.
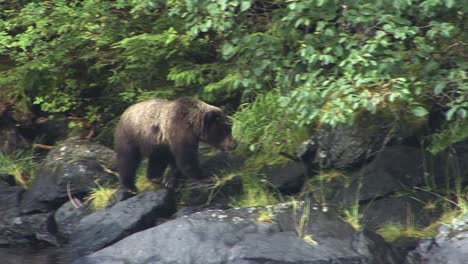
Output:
[0, 179, 58, 247]
[297, 113, 396, 171]
[406, 215, 468, 264]
[0, 209, 59, 247]
[20, 137, 118, 214]
[54, 201, 94, 237]
[9, 212, 59, 246]
[200, 151, 245, 176]
[74, 202, 401, 264]
[331, 144, 468, 205]
[328, 146, 424, 204]
[360, 192, 443, 231]
[0, 173, 16, 186]
[0, 180, 24, 246]
[65, 190, 176, 260]
[391, 237, 420, 260]
[71, 256, 127, 264]
[261, 161, 306, 194]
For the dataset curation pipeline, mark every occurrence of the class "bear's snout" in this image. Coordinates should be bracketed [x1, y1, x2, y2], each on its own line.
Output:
[222, 137, 237, 151]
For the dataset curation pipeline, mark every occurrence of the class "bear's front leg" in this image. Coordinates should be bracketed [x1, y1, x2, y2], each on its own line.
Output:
[170, 141, 205, 180]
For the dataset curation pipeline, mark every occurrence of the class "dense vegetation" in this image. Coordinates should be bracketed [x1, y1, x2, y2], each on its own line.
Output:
[1, 0, 466, 152]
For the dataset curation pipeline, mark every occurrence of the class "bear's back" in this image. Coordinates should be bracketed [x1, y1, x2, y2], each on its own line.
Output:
[116, 99, 175, 151]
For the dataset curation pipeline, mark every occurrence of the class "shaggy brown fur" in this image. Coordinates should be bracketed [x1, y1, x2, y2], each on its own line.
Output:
[114, 97, 236, 196]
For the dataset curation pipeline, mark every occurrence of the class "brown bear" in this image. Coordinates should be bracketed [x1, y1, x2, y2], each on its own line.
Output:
[114, 97, 237, 199]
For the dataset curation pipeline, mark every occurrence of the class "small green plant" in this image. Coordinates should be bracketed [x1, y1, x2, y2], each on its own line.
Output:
[291, 198, 317, 245]
[231, 181, 279, 208]
[84, 184, 117, 210]
[377, 206, 434, 242]
[257, 208, 275, 223]
[375, 204, 466, 242]
[0, 150, 36, 188]
[342, 203, 362, 231]
[377, 222, 433, 242]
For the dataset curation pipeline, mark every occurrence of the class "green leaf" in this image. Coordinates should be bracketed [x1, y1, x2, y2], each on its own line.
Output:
[434, 83, 446, 95]
[240, 1, 251, 12]
[445, 0, 455, 8]
[446, 107, 457, 121]
[412, 107, 429, 117]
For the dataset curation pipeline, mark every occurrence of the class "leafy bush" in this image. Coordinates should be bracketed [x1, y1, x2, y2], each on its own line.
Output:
[0, 0, 221, 129]
[171, 0, 467, 148]
[1, 0, 466, 153]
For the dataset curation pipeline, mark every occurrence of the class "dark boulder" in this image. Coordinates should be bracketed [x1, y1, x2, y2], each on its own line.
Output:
[331, 144, 468, 205]
[0, 179, 25, 246]
[261, 160, 306, 194]
[54, 201, 94, 237]
[20, 137, 118, 214]
[297, 114, 390, 171]
[296, 112, 423, 172]
[334, 146, 425, 204]
[0, 198, 59, 247]
[1, 178, 57, 247]
[200, 150, 245, 176]
[64, 190, 176, 260]
[74, 202, 401, 264]
[360, 192, 443, 230]
[0, 173, 16, 186]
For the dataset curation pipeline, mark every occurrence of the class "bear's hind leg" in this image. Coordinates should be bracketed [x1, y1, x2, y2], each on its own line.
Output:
[116, 145, 141, 195]
[147, 152, 170, 184]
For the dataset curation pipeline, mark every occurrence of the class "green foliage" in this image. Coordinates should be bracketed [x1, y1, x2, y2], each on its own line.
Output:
[429, 119, 468, 154]
[0, 150, 36, 188]
[377, 222, 436, 242]
[229, 92, 308, 207]
[1, 0, 466, 153]
[232, 92, 308, 157]
[231, 178, 279, 207]
[0, 0, 220, 129]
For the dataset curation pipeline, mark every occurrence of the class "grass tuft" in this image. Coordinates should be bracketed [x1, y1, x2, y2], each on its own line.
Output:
[257, 208, 274, 223]
[342, 204, 362, 231]
[84, 184, 117, 210]
[231, 181, 279, 208]
[0, 150, 36, 188]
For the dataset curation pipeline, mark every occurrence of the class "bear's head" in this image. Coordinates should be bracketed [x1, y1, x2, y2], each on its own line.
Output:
[202, 109, 237, 151]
